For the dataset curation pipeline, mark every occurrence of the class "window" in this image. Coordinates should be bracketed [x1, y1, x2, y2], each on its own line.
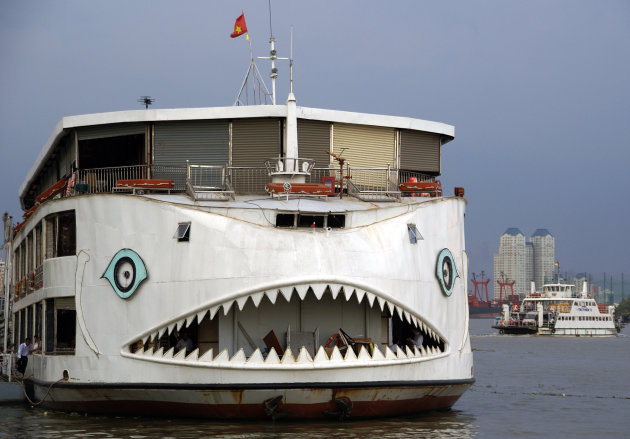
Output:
[275, 213, 346, 229]
[407, 224, 422, 244]
[45, 210, 76, 258]
[175, 222, 191, 242]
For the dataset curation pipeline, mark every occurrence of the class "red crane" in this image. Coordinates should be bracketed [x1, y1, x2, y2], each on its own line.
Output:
[496, 272, 516, 303]
[471, 271, 491, 304]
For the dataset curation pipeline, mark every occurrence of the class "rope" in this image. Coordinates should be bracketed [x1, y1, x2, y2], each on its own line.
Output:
[15, 374, 65, 406]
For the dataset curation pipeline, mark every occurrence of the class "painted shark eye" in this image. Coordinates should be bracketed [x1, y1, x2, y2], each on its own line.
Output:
[102, 249, 148, 299]
[436, 248, 459, 296]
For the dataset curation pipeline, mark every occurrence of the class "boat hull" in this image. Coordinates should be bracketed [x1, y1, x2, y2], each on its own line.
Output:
[27, 378, 474, 419]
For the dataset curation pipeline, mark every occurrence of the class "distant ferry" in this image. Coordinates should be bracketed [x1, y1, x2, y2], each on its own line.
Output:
[493, 283, 619, 336]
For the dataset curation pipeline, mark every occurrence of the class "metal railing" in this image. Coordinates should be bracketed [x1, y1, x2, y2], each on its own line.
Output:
[70, 164, 436, 198]
[264, 157, 315, 175]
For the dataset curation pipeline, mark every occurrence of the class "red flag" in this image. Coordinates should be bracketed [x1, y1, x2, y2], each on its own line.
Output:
[231, 13, 247, 38]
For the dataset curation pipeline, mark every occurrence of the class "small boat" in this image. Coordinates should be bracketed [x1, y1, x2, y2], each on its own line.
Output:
[493, 282, 618, 336]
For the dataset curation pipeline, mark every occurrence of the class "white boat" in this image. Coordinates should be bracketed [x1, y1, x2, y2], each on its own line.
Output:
[1, 39, 473, 419]
[494, 282, 618, 336]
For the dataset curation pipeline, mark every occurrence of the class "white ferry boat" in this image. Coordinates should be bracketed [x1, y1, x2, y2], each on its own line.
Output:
[493, 283, 618, 336]
[1, 40, 473, 419]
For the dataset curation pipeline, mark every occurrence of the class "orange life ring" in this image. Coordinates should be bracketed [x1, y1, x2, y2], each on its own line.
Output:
[15, 281, 20, 296]
[325, 333, 342, 348]
[29, 272, 35, 288]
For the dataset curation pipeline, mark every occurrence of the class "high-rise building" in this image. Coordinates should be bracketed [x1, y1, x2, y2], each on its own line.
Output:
[531, 229, 555, 289]
[493, 228, 555, 299]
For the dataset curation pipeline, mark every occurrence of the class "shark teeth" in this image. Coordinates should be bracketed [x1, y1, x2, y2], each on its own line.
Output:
[128, 282, 446, 368]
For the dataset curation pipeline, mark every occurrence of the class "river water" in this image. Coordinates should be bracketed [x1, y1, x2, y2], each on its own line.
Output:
[2, 319, 629, 438]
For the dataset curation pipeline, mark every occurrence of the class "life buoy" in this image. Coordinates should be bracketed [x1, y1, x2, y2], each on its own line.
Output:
[512, 304, 519, 312]
[15, 281, 20, 296]
[325, 333, 342, 348]
[29, 272, 35, 288]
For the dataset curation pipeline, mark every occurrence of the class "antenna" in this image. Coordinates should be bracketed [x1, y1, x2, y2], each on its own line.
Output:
[289, 25, 294, 94]
[257, 1, 288, 104]
[138, 96, 154, 109]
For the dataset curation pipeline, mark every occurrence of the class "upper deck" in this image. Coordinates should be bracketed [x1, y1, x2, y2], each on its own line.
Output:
[19, 105, 455, 209]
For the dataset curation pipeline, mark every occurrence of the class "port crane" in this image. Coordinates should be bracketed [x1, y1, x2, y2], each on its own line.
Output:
[471, 271, 491, 303]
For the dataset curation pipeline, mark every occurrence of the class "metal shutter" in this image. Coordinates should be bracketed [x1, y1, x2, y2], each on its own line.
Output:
[332, 123, 395, 168]
[297, 119, 331, 168]
[332, 123, 395, 188]
[231, 118, 281, 194]
[232, 119, 281, 166]
[153, 120, 229, 166]
[77, 123, 145, 140]
[400, 130, 441, 173]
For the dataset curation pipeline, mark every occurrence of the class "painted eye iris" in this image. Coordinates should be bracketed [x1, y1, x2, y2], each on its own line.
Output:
[436, 248, 458, 297]
[102, 249, 147, 299]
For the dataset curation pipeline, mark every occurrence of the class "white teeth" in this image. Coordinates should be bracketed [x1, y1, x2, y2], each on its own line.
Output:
[279, 287, 293, 303]
[231, 349, 246, 363]
[197, 309, 208, 323]
[133, 284, 445, 367]
[296, 347, 313, 363]
[357, 346, 371, 360]
[314, 346, 329, 363]
[354, 289, 365, 304]
[343, 287, 354, 302]
[344, 347, 357, 361]
[295, 285, 309, 300]
[208, 305, 220, 320]
[265, 347, 281, 364]
[330, 285, 340, 300]
[199, 348, 213, 362]
[371, 346, 384, 360]
[247, 349, 264, 364]
[329, 346, 344, 362]
[174, 348, 187, 360]
[222, 300, 234, 316]
[312, 284, 326, 300]
[214, 349, 229, 363]
[365, 292, 376, 307]
[265, 289, 279, 304]
[281, 347, 295, 364]
[186, 348, 199, 361]
[376, 296, 386, 311]
[236, 296, 249, 311]
[250, 292, 265, 307]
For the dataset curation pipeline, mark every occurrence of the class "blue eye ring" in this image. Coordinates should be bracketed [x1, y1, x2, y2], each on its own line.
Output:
[102, 249, 148, 299]
[436, 248, 459, 297]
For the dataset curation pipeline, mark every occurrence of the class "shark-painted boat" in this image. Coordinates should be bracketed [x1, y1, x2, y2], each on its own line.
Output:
[3, 42, 473, 419]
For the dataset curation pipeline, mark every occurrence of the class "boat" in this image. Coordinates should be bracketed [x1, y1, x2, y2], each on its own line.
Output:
[468, 272, 501, 318]
[1, 35, 473, 420]
[492, 282, 619, 336]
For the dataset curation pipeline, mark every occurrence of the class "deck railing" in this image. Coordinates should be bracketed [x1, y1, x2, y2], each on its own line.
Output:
[72, 164, 436, 197]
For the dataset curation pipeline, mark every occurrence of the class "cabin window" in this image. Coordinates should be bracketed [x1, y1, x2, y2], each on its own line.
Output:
[276, 214, 296, 228]
[298, 215, 325, 228]
[407, 223, 422, 244]
[79, 133, 144, 169]
[175, 222, 191, 242]
[56, 309, 76, 352]
[44, 298, 76, 354]
[275, 213, 346, 229]
[44, 210, 76, 258]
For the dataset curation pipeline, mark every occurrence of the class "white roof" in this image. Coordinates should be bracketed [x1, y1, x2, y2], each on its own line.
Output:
[19, 105, 455, 200]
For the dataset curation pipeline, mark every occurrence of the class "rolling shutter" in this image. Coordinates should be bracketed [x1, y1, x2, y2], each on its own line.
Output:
[400, 130, 441, 174]
[231, 119, 281, 166]
[231, 118, 281, 194]
[332, 123, 395, 168]
[332, 123, 395, 188]
[77, 123, 145, 140]
[153, 120, 229, 166]
[297, 119, 331, 168]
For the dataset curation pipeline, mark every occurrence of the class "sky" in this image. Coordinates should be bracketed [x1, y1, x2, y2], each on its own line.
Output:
[1, 1, 629, 296]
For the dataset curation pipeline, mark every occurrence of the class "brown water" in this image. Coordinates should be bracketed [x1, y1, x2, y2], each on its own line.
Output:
[2, 320, 629, 438]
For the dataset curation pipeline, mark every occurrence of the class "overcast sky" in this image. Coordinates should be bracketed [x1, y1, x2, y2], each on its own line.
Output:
[1, 1, 629, 294]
